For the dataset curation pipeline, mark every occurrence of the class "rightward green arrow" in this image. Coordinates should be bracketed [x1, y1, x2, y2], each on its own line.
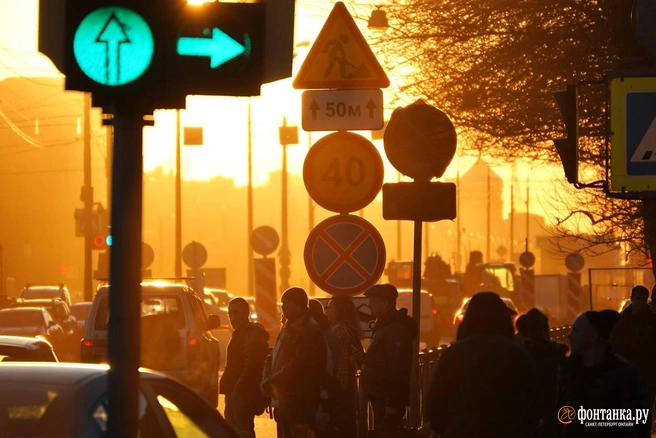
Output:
[176, 28, 245, 68]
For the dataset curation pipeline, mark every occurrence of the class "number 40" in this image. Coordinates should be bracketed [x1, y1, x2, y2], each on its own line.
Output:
[321, 157, 365, 187]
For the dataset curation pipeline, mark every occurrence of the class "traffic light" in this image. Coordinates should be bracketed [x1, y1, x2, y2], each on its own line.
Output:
[552, 85, 578, 184]
[62, 0, 266, 110]
[91, 207, 111, 250]
[92, 233, 109, 250]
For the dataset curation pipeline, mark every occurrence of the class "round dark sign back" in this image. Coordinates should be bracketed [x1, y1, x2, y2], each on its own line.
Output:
[182, 241, 208, 269]
[252, 226, 280, 257]
[519, 251, 535, 269]
[142, 242, 155, 270]
[565, 253, 585, 272]
[632, 0, 656, 57]
[384, 101, 457, 181]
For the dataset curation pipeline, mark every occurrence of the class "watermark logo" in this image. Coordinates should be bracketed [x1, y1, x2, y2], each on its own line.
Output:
[557, 406, 649, 427]
[558, 406, 576, 425]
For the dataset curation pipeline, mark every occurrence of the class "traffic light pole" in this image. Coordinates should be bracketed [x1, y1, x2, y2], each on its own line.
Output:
[409, 220, 422, 427]
[107, 105, 146, 438]
[83, 92, 94, 301]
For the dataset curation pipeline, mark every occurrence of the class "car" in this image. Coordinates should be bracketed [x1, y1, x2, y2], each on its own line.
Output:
[453, 296, 519, 332]
[10, 298, 78, 361]
[0, 308, 67, 354]
[71, 302, 93, 335]
[205, 288, 233, 308]
[20, 284, 72, 308]
[81, 280, 222, 407]
[0, 363, 239, 437]
[11, 298, 77, 333]
[0, 335, 58, 362]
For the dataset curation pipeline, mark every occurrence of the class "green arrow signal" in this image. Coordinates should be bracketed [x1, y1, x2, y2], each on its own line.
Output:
[177, 28, 245, 68]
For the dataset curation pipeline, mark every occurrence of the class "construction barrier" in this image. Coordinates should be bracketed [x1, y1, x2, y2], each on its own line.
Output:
[519, 268, 535, 312]
[566, 271, 582, 322]
[254, 258, 279, 331]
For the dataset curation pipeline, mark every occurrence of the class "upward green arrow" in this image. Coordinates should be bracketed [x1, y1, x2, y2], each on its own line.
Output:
[176, 28, 244, 68]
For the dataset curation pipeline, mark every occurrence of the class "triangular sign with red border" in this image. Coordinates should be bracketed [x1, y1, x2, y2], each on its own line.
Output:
[293, 2, 390, 90]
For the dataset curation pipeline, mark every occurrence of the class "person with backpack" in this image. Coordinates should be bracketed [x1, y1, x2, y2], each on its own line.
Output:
[325, 295, 365, 438]
[220, 297, 270, 438]
[361, 283, 418, 437]
[261, 287, 327, 437]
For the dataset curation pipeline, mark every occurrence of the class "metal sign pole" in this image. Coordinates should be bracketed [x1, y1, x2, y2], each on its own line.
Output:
[107, 106, 146, 438]
[409, 220, 422, 427]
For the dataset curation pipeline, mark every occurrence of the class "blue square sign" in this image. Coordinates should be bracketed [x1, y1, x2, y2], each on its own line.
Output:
[610, 77, 656, 192]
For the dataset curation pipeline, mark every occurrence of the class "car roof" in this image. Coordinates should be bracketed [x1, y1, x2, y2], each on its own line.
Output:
[71, 302, 93, 308]
[23, 284, 66, 290]
[0, 363, 167, 385]
[0, 335, 53, 349]
[97, 281, 194, 295]
[0, 307, 46, 314]
[14, 299, 64, 305]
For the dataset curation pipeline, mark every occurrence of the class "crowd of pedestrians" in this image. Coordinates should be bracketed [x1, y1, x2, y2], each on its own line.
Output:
[218, 282, 656, 437]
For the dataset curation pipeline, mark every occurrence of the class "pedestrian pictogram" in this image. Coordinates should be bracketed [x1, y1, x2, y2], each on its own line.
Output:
[73, 7, 154, 86]
[304, 215, 386, 295]
[610, 76, 656, 192]
[293, 2, 389, 90]
[304, 132, 384, 213]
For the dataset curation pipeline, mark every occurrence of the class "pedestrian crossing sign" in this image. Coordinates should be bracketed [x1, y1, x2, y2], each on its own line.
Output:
[292, 2, 390, 90]
[610, 77, 656, 192]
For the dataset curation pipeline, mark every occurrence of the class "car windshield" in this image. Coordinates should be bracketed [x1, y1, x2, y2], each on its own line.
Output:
[0, 311, 44, 327]
[0, 382, 69, 435]
[13, 302, 67, 321]
[94, 294, 185, 331]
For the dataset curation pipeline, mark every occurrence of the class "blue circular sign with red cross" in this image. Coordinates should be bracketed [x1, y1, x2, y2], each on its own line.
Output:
[304, 214, 386, 295]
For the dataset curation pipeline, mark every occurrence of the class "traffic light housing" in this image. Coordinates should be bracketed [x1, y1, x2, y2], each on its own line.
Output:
[91, 207, 111, 250]
[552, 85, 578, 184]
[62, 0, 266, 111]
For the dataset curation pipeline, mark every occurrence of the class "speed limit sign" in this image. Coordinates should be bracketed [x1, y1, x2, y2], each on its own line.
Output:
[303, 132, 384, 213]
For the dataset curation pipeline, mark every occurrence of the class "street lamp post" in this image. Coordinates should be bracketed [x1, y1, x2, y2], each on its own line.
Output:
[278, 117, 298, 295]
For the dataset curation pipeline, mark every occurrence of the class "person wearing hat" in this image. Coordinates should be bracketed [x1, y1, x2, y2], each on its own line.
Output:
[360, 283, 418, 437]
[260, 287, 327, 437]
[557, 310, 649, 437]
[515, 308, 568, 438]
[425, 292, 539, 438]
[610, 285, 656, 434]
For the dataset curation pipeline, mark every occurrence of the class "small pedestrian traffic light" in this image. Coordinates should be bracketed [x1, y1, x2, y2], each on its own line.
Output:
[92, 234, 108, 250]
[552, 85, 578, 185]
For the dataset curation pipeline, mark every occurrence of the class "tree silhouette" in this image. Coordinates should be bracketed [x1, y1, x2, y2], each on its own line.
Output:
[367, 0, 656, 273]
